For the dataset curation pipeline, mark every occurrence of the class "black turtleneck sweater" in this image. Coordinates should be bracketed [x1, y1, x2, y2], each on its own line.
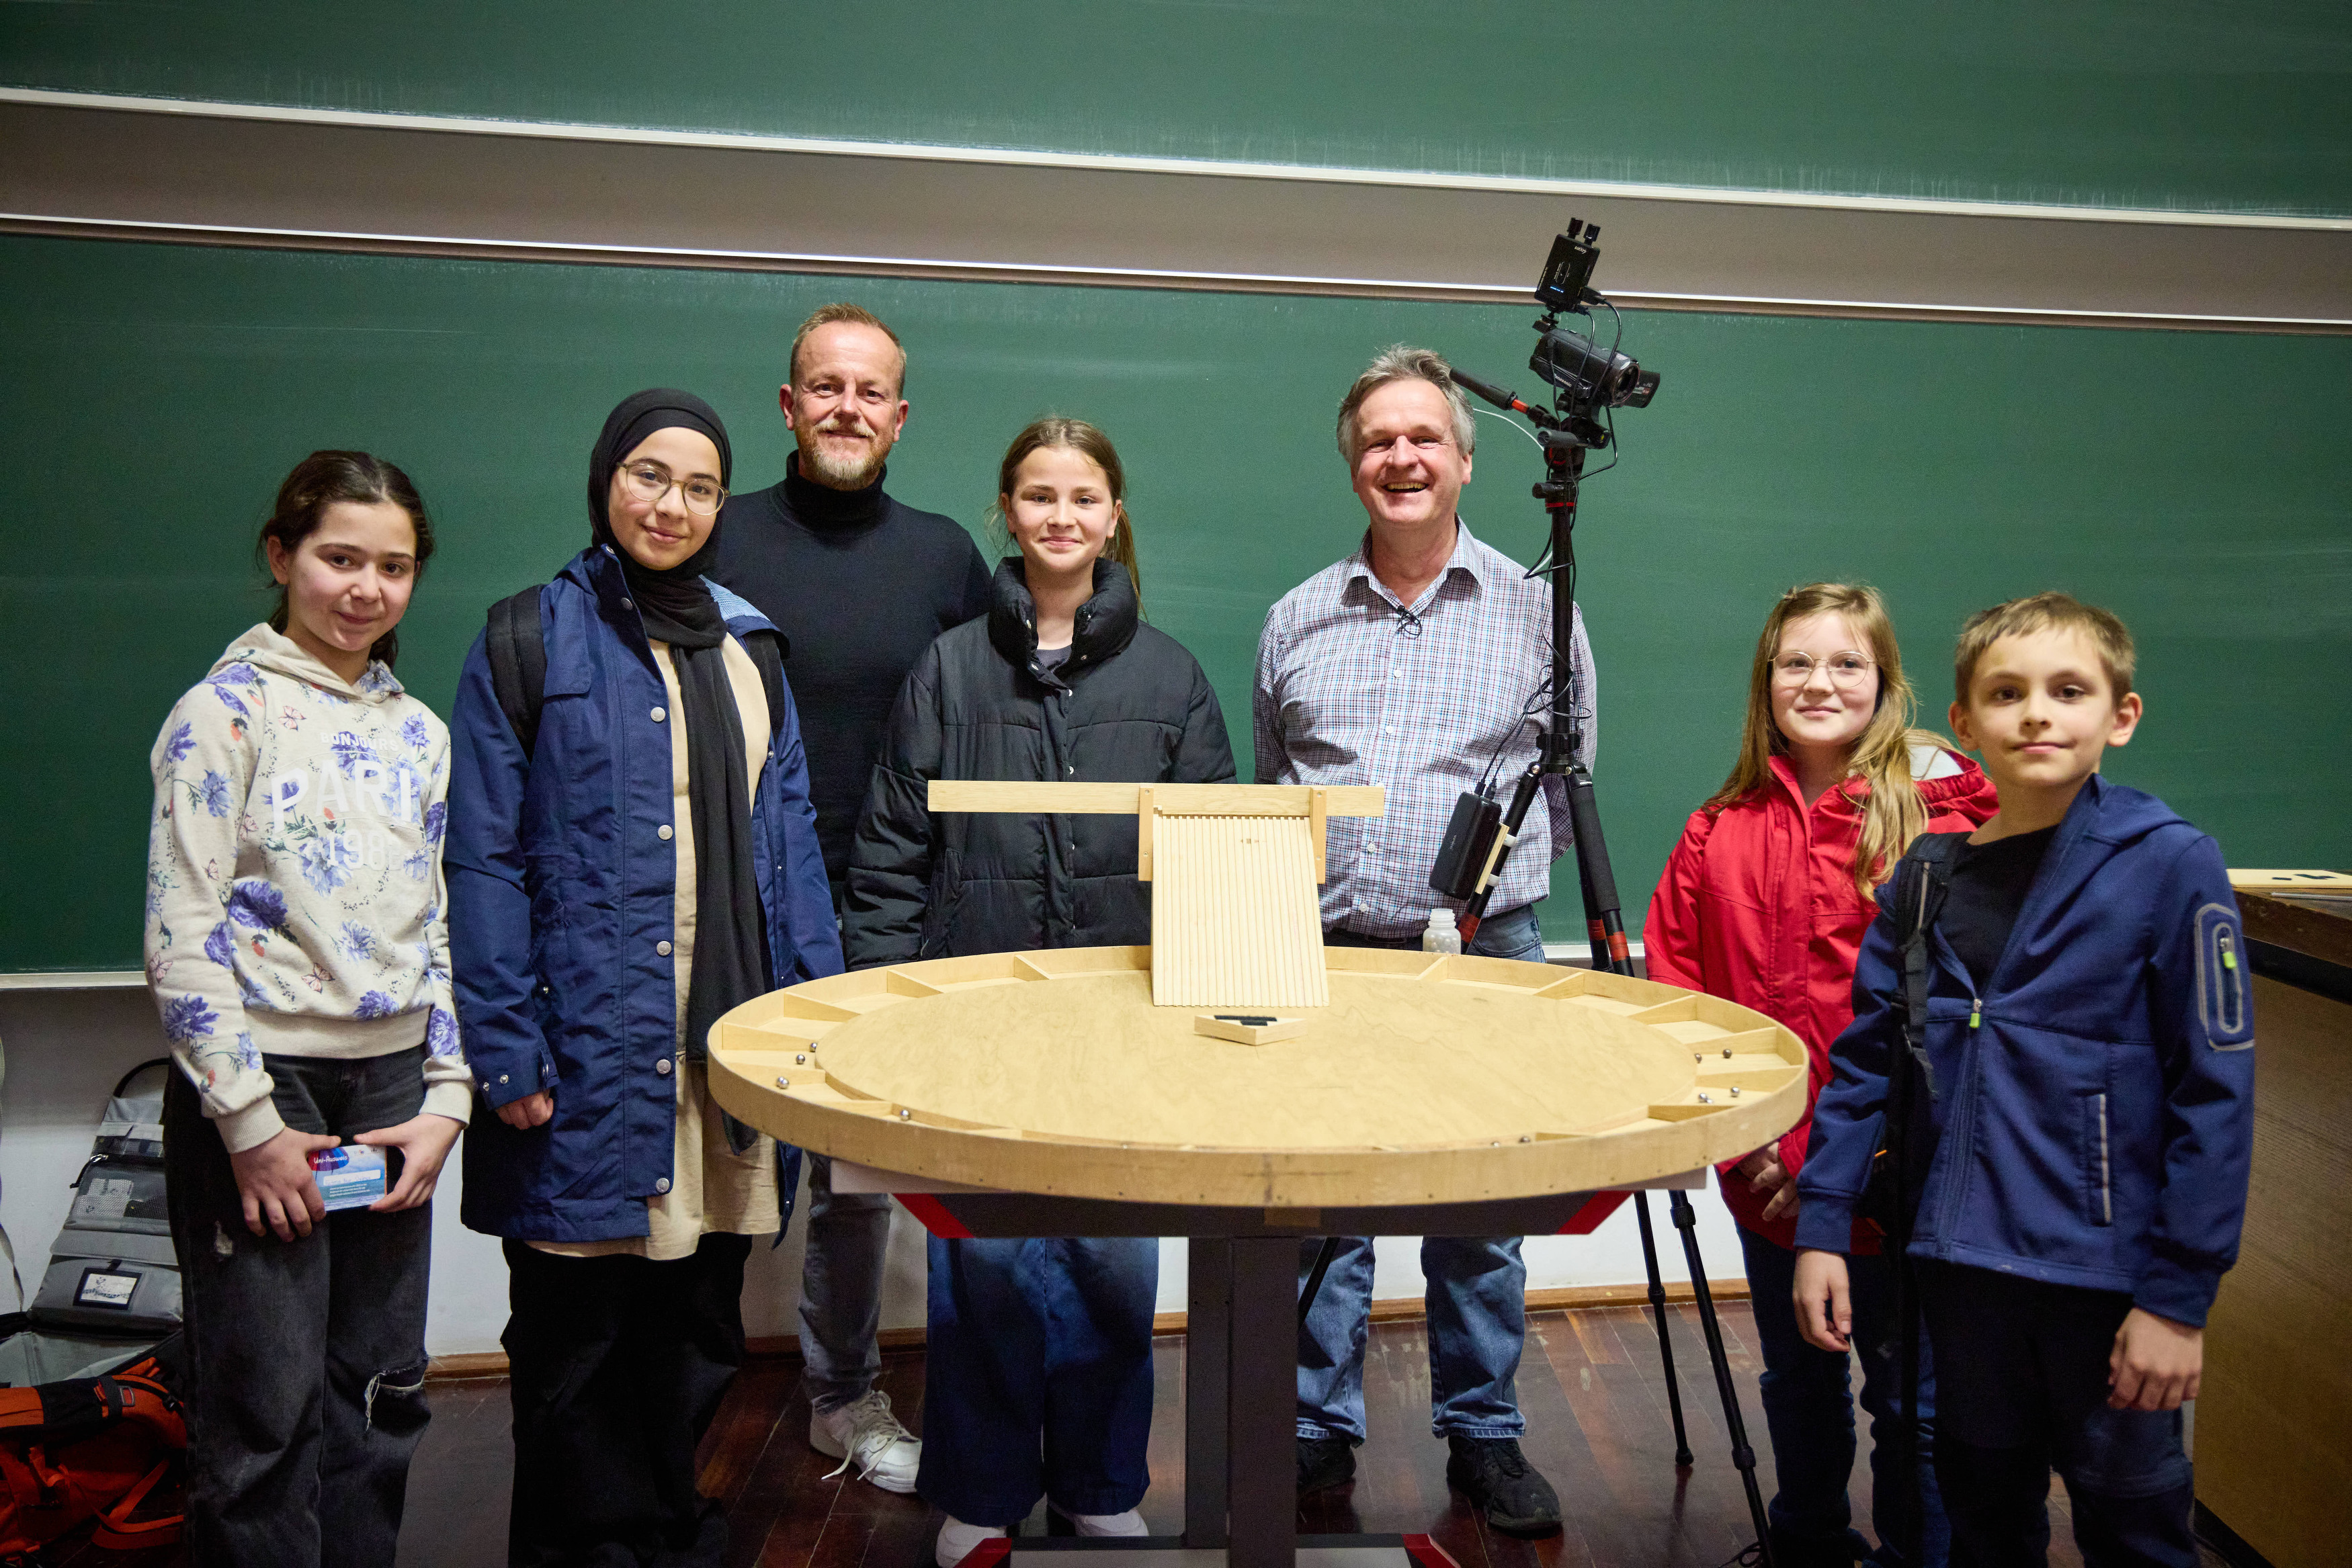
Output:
[713, 453, 992, 887]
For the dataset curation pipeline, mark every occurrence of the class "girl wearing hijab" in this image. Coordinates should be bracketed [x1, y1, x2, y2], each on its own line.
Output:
[845, 417, 1235, 1565]
[447, 390, 841, 1566]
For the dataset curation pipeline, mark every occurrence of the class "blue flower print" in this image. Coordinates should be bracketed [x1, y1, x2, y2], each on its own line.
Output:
[426, 1007, 460, 1057]
[328, 731, 374, 778]
[160, 993, 219, 1044]
[423, 800, 448, 848]
[336, 922, 377, 961]
[401, 715, 431, 752]
[163, 722, 196, 766]
[354, 991, 396, 1020]
[205, 664, 258, 713]
[358, 665, 398, 697]
[403, 848, 431, 882]
[196, 771, 232, 818]
[203, 922, 235, 967]
[297, 836, 352, 895]
[225, 879, 290, 932]
[376, 762, 423, 819]
[235, 1031, 261, 1070]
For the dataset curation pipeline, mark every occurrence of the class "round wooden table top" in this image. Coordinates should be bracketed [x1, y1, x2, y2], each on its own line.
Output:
[708, 945, 1806, 1209]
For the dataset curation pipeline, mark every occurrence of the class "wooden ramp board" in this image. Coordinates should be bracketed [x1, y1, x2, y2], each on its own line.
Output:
[1150, 814, 1329, 1008]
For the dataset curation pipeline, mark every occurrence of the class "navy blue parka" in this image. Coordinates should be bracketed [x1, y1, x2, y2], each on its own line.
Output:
[448, 543, 843, 1242]
[1796, 775, 2255, 1327]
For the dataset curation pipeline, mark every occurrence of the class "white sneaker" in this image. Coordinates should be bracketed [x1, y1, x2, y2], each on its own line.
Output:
[935, 1516, 1007, 1567]
[1049, 1502, 1147, 1537]
[810, 1389, 922, 1493]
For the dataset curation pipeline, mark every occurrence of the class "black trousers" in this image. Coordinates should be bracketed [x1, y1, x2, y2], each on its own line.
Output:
[164, 1050, 435, 1568]
[1919, 1262, 2197, 1568]
[503, 1232, 753, 1567]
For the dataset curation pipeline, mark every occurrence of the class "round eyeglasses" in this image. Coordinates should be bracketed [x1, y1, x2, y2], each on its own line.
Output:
[1773, 650, 1876, 688]
[620, 461, 726, 517]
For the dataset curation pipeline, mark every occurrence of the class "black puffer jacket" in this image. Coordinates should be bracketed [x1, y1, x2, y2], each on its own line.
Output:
[844, 558, 1235, 966]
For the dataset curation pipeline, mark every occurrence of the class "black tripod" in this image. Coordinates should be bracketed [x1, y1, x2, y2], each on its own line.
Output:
[1451, 381, 1779, 1567]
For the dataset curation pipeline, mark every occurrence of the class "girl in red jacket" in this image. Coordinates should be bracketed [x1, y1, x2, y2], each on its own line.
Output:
[1644, 583, 1994, 1568]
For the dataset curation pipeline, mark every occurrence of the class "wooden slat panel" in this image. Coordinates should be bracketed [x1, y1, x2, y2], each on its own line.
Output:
[1149, 814, 1329, 1008]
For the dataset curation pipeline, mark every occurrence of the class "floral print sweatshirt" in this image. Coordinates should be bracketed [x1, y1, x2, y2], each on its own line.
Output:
[144, 624, 472, 1152]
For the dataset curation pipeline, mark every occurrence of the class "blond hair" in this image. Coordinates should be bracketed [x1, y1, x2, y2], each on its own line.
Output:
[990, 417, 1142, 609]
[1954, 591, 2136, 702]
[1705, 582, 1949, 902]
[1335, 344, 1477, 463]
[788, 302, 907, 394]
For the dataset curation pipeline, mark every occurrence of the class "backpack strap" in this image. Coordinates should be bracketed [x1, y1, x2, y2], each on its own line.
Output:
[1893, 834, 1963, 1098]
[108, 1059, 172, 1100]
[89, 1456, 183, 1549]
[738, 626, 789, 744]
[485, 586, 549, 760]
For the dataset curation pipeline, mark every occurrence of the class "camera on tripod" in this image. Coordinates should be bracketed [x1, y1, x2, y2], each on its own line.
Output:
[1531, 221, 1659, 449]
[1429, 218, 1660, 914]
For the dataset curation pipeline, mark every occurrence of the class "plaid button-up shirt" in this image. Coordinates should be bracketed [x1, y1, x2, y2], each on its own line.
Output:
[1253, 521, 1596, 939]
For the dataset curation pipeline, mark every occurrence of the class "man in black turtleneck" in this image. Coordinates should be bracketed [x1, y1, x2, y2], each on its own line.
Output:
[712, 303, 989, 1493]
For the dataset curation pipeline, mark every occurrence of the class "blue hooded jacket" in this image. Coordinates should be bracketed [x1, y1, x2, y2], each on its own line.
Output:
[447, 544, 843, 1242]
[1795, 775, 2255, 1327]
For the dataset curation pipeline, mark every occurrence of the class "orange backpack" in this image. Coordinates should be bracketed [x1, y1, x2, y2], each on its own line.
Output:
[0, 1336, 185, 1561]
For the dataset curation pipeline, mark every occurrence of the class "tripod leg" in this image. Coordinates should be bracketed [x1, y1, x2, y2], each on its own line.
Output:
[1634, 1193, 1693, 1467]
[1669, 1189, 1777, 1568]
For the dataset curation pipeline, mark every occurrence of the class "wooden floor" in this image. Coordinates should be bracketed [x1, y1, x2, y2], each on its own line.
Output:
[62, 1302, 2210, 1568]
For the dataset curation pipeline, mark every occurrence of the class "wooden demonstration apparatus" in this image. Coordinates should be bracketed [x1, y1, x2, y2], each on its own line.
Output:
[709, 781, 1808, 1209]
[707, 780, 1806, 1568]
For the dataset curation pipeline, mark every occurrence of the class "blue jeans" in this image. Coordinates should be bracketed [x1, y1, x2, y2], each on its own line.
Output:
[1300, 904, 1545, 1443]
[797, 1152, 894, 1413]
[917, 1235, 1159, 1526]
[1741, 1227, 1949, 1567]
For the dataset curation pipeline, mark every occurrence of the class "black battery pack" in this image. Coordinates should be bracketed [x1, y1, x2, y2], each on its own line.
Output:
[1428, 791, 1502, 900]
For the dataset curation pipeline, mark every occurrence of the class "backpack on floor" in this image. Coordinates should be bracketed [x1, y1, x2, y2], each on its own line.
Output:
[0, 1331, 186, 1561]
[27, 1061, 180, 1340]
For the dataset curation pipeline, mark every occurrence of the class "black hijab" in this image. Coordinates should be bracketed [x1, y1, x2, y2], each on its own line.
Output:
[589, 388, 734, 647]
[590, 390, 769, 1106]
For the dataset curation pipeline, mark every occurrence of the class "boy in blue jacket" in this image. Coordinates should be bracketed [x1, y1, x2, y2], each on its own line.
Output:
[1792, 593, 2253, 1567]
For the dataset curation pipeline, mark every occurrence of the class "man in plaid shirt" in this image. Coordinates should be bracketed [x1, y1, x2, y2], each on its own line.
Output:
[1256, 345, 1593, 1536]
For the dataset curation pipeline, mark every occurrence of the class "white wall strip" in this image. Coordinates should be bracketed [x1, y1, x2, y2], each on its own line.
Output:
[5, 93, 2348, 330]
[5, 87, 2343, 233]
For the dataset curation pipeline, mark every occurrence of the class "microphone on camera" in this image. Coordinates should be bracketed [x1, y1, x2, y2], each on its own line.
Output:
[1449, 367, 1538, 417]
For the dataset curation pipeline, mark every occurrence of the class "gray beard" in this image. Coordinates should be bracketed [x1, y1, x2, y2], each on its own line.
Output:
[798, 437, 888, 490]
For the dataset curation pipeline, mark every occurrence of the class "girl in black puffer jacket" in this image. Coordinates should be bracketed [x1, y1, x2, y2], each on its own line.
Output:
[845, 419, 1233, 1563]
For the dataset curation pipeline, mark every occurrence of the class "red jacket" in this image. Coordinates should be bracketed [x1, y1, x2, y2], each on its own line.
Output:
[1642, 752, 1997, 1251]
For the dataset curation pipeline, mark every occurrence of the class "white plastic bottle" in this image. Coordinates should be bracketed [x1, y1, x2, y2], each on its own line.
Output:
[1421, 906, 1462, 955]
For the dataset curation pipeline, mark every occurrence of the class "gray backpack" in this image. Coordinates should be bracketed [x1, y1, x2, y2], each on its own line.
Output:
[28, 1062, 181, 1338]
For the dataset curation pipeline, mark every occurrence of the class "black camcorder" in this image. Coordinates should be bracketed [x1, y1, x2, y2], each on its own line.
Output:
[1529, 220, 1659, 421]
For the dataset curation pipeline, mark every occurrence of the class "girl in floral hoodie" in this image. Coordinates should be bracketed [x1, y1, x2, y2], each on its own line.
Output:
[143, 450, 469, 1567]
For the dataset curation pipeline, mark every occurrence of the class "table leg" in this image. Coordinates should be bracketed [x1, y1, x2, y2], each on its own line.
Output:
[1185, 1237, 1232, 1549]
[1226, 1237, 1298, 1568]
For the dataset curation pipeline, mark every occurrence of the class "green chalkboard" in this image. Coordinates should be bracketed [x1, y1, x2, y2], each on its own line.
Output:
[1, 234, 2347, 973]
[5, 1, 2349, 217]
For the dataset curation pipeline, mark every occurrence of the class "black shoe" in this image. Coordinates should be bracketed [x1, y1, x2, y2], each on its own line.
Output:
[1444, 1435, 1562, 1536]
[1296, 1435, 1356, 1494]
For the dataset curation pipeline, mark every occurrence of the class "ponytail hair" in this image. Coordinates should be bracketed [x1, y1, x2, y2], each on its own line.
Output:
[256, 451, 433, 669]
[1703, 582, 1948, 903]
